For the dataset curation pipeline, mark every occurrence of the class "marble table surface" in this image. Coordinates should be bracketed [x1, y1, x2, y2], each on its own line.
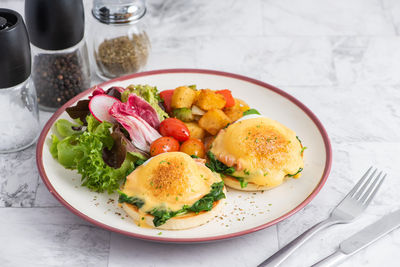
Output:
[1, 0, 400, 266]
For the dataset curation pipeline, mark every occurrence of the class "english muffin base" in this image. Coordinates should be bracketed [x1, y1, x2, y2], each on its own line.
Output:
[223, 176, 284, 191]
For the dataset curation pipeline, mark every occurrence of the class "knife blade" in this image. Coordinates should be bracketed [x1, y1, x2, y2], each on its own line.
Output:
[312, 208, 400, 267]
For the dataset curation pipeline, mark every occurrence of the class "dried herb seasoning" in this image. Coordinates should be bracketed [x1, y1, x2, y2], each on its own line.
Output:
[95, 33, 150, 77]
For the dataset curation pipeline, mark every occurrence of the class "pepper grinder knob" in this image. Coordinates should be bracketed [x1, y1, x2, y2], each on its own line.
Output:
[0, 9, 31, 89]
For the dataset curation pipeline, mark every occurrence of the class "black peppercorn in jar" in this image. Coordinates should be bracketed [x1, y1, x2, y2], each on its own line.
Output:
[92, 0, 150, 80]
[25, 0, 90, 111]
[31, 43, 90, 110]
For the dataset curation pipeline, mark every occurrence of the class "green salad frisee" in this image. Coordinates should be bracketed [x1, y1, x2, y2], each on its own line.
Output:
[118, 181, 226, 227]
[50, 115, 141, 193]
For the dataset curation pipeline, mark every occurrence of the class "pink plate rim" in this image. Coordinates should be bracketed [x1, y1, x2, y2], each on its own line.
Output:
[36, 68, 332, 243]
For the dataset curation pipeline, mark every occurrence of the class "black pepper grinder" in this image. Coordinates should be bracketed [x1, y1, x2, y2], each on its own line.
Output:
[0, 9, 40, 153]
[25, 0, 91, 111]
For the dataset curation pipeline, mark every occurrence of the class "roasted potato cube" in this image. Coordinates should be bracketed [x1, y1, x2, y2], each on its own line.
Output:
[194, 90, 201, 101]
[184, 122, 206, 140]
[171, 86, 197, 109]
[194, 89, 226, 111]
[198, 109, 230, 135]
[223, 98, 250, 122]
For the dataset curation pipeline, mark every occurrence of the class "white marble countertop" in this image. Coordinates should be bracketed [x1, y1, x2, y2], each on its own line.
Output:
[1, 0, 400, 266]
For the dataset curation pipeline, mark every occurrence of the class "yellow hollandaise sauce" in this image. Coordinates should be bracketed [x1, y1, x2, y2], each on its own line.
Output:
[121, 152, 221, 212]
[210, 117, 304, 187]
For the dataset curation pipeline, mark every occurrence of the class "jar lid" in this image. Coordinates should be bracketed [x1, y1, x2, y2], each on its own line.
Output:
[0, 9, 31, 88]
[92, 0, 146, 24]
[25, 0, 85, 50]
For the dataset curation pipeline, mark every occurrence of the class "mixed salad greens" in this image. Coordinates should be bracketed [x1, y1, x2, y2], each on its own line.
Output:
[50, 85, 166, 193]
[49, 84, 261, 193]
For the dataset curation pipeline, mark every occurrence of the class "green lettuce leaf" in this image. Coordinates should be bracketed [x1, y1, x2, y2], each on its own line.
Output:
[56, 135, 83, 169]
[50, 134, 60, 159]
[49, 115, 139, 193]
[55, 119, 83, 137]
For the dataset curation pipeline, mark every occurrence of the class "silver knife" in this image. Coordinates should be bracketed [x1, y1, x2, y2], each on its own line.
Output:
[312, 208, 400, 267]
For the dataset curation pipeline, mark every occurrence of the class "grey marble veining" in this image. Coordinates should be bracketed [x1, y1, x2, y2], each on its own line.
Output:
[0, 208, 110, 267]
[108, 226, 278, 267]
[282, 85, 400, 143]
[0, 146, 38, 207]
[382, 0, 400, 35]
[261, 0, 395, 36]
[332, 37, 400, 85]
[0, 110, 53, 208]
[146, 0, 264, 38]
[1, 0, 400, 266]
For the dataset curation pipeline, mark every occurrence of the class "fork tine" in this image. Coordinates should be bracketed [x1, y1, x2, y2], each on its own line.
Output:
[347, 167, 373, 197]
[353, 170, 380, 200]
[359, 171, 382, 202]
[362, 174, 386, 206]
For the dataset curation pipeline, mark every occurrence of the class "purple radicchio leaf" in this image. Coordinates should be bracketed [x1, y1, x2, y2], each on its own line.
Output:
[126, 94, 160, 129]
[109, 101, 161, 152]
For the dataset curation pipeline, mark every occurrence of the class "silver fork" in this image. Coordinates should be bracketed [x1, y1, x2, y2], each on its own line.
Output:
[258, 167, 386, 267]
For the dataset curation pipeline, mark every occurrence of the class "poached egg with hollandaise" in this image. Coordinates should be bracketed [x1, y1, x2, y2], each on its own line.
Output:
[208, 115, 304, 191]
[118, 152, 226, 229]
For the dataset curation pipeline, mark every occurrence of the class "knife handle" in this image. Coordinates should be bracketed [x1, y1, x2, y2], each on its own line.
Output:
[311, 250, 348, 267]
[257, 217, 339, 267]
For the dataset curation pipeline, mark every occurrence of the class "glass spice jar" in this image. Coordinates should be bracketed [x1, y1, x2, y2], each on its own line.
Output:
[30, 41, 90, 110]
[92, 0, 151, 80]
[25, 0, 90, 111]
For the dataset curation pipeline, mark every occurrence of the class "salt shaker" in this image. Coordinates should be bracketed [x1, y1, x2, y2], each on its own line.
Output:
[91, 0, 151, 80]
[0, 9, 40, 153]
[25, 0, 91, 111]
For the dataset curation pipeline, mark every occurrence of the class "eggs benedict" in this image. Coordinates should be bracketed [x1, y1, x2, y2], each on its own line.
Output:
[118, 152, 226, 229]
[207, 116, 304, 191]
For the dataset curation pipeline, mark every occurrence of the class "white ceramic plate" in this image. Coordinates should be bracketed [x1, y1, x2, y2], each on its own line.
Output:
[37, 69, 331, 243]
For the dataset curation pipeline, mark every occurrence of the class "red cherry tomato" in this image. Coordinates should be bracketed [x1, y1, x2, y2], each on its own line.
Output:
[150, 137, 180, 157]
[216, 89, 235, 108]
[180, 138, 205, 158]
[159, 89, 175, 113]
[159, 118, 190, 142]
